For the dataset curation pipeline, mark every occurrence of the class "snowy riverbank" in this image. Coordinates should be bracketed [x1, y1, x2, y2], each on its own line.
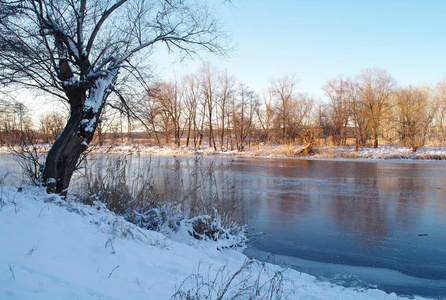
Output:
[89, 143, 446, 161]
[3, 143, 446, 161]
[0, 186, 430, 299]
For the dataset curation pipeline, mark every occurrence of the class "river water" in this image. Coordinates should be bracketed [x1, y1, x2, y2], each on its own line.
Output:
[1, 153, 446, 298]
[225, 157, 446, 298]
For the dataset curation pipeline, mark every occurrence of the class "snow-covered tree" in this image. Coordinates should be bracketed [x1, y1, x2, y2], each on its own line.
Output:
[0, 0, 224, 194]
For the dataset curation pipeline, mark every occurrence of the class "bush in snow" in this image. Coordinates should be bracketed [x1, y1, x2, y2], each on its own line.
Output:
[172, 259, 294, 299]
[74, 154, 246, 246]
[10, 144, 46, 185]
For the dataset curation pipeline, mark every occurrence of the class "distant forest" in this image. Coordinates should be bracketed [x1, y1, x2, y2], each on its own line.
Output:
[2, 65, 446, 152]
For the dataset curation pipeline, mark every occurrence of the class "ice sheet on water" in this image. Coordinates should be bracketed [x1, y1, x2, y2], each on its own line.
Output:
[244, 247, 446, 299]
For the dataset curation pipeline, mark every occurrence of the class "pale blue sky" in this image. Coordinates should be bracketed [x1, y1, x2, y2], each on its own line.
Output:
[157, 0, 446, 100]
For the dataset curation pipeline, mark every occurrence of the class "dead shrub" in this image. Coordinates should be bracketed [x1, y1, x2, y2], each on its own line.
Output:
[74, 154, 246, 244]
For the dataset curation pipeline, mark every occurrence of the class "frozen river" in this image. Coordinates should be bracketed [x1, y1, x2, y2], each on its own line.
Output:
[226, 157, 446, 298]
[1, 152, 446, 298]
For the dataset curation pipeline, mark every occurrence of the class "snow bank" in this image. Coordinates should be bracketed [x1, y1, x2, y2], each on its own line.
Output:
[0, 186, 428, 299]
[69, 143, 446, 161]
[2, 144, 446, 162]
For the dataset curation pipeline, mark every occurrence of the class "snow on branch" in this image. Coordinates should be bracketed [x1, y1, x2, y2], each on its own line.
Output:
[83, 70, 117, 114]
[43, 16, 80, 62]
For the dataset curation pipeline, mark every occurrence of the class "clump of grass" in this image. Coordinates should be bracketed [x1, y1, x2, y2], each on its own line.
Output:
[339, 151, 360, 159]
[10, 144, 46, 185]
[415, 152, 446, 160]
[171, 259, 295, 300]
[74, 154, 246, 245]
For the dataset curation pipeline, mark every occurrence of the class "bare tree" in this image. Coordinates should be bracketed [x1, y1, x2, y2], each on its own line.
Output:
[39, 112, 66, 143]
[154, 80, 183, 147]
[183, 74, 201, 148]
[199, 63, 218, 151]
[135, 86, 163, 147]
[92, 105, 114, 146]
[216, 69, 234, 151]
[355, 68, 397, 148]
[270, 74, 297, 143]
[349, 81, 370, 150]
[322, 76, 351, 145]
[256, 90, 276, 145]
[291, 94, 314, 139]
[232, 84, 258, 152]
[393, 86, 438, 151]
[315, 103, 331, 144]
[0, 99, 35, 145]
[433, 79, 446, 143]
[0, 0, 224, 194]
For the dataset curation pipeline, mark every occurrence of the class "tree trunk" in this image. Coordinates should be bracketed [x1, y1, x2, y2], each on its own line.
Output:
[374, 132, 379, 148]
[42, 106, 89, 195]
[176, 123, 180, 147]
[150, 120, 161, 147]
[186, 120, 191, 147]
[42, 71, 116, 196]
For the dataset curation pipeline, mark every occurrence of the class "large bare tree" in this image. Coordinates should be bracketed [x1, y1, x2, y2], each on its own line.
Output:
[355, 68, 397, 148]
[151, 79, 183, 147]
[393, 86, 438, 151]
[434, 79, 446, 142]
[0, 0, 223, 194]
[270, 74, 297, 143]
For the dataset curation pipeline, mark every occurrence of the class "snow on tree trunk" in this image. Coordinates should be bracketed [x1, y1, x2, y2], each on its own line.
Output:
[42, 72, 117, 195]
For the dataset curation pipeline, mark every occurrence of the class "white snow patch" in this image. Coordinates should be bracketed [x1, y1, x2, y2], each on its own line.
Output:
[72, 143, 446, 162]
[45, 178, 56, 184]
[0, 186, 428, 299]
[83, 73, 115, 114]
[2, 144, 446, 163]
[84, 116, 96, 133]
[67, 38, 79, 60]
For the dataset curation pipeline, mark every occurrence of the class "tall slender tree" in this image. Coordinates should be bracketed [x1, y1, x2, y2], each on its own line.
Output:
[200, 63, 218, 151]
[217, 69, 234, 151]
[183, 74, 201, 148]
[270, 74, 297, 143]
[322, 76, 351, 145]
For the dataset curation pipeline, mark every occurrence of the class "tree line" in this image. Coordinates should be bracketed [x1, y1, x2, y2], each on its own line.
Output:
[2, 65, 446, 152]
[320, 68, 446, 151]
[103, 65, 446, 152]
[0, 99, 65, 146]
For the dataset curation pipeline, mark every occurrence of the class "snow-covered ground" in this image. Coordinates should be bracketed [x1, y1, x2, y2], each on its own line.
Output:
[89, 143, 446, 161]
[2, 143, 446, 161]
[60, 143, 446, 160]
[0, 185, 429, 299]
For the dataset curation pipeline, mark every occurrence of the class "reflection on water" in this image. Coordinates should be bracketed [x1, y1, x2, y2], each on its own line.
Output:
[0, 153, 23, 186]
[228, 158, 446, 297]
